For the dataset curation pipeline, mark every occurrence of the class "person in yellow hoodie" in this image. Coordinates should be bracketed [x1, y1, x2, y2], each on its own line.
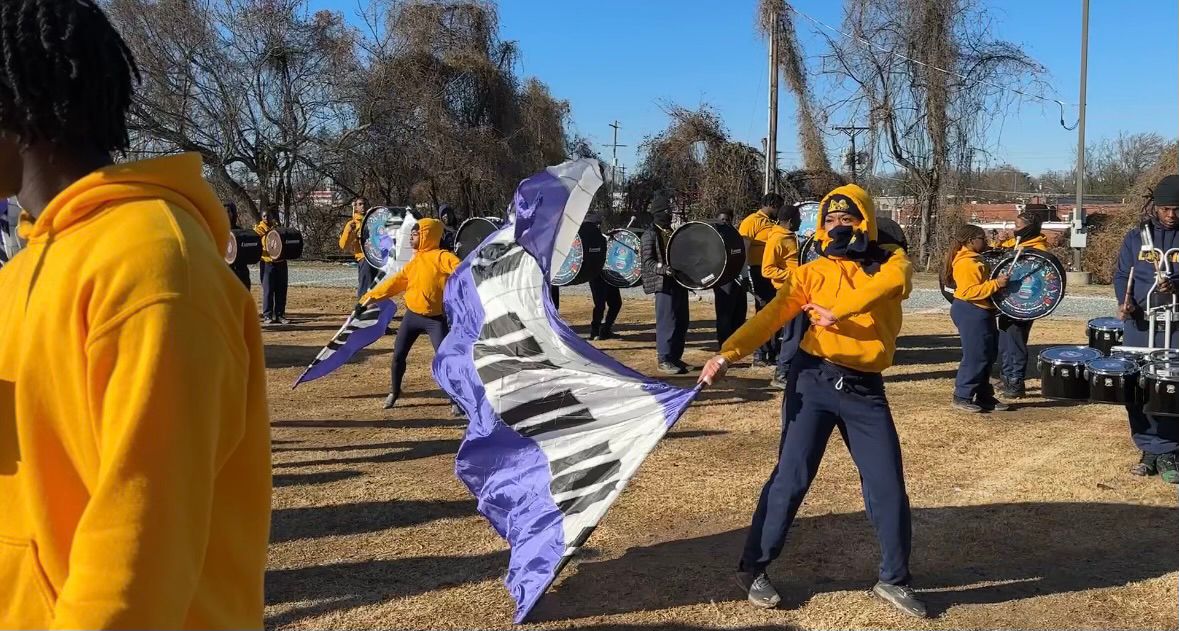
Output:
[0, 2, 270, 628]
[994, 212, 1048, 398]
[698, 184, 926, 618]
[361, 218, 462, 414]
[255, 210, 290, 324]
[739, 193, 785, 367]
[945, 224, 1012, 413]
[761, 203, 808, 389]
[340, 196, 376, 298]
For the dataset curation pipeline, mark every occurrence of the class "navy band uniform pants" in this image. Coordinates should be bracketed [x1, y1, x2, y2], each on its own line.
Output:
[997, 316, 1033, 384]
[713, 280, 747, 346]
[1122, 318, 1179, 454]
[391, 310, 449, 397]
[740, 351, 912, 585]
[357, 260, 377, 298]
[655, 287, 689, 364]
[589, 276, 622, 333]
[777, 313, 809, 374]
[260, 261, 289, 320]
[749, 268, 779, 361]
[950, 300, 998, 401]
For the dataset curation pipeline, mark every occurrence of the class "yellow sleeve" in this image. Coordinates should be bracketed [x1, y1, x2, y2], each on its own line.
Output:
[440, 251, 462, 276]
[738, 216, 755, 240]
[761, 235, 799, 285]
[952, 257, 1000, 300]
[830, 246, 913, 320]
[720, 272, 809, 363]
[253, 221, 269, 238]
[339, 221, 359, 251]
[362, 268, 409, 303]
[55, 302, 252, 629]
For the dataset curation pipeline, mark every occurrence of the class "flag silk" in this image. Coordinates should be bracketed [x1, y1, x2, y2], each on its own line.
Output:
[293, 288, 397, 387]
[433, 159, 701, 623]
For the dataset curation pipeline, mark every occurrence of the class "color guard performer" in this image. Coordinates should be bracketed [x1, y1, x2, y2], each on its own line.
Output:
[700, 184, 926, 618]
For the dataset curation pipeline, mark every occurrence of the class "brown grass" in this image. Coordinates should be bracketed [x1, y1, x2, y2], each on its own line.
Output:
[262, 288, 1176, 630]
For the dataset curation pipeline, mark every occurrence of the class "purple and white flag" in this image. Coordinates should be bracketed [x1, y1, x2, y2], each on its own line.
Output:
[433, 159, 701, 623]
[293, 295, 397, 387]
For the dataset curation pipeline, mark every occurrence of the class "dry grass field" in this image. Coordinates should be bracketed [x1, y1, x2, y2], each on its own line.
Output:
[261, 287, 1177, 631]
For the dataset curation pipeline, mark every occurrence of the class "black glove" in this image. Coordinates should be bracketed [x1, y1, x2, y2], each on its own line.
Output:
[351, 303, 368, 320]
[660, 264, 677, 278]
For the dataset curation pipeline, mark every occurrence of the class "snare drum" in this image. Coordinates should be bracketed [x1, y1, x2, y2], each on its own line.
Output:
[1085, 357, 1140, 405]
[1148, 349, 1179, 363]
[1038, 346, 1103, 400]
[1086, 317, 1124, 356]
[1142, 361, 1179, 418]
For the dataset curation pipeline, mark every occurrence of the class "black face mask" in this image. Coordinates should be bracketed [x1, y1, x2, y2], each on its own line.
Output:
[1014, 224, 1040, 240]
[823, 225, 870, 259]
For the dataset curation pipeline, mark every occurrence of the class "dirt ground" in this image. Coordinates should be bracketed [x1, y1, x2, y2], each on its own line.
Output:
[262, 287, 1177, 631]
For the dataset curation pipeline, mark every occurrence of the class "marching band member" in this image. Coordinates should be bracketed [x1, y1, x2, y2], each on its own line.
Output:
[586, 212, 622, 340]
[226, 202, 252, 289]
[761, 203, 807, 389]
[946, 224, 1011, 413]
[642, 199, 690, 375]
[439, 204, 459, 252]
[361, 218, 463, 416]
[739, 193, 785, 367]
[340, 196, 377, 298]
[0, 2, 271, 626]
[700, 184, 926, 618]
[994, 211, 1048, 398]
[713, 210, 748, 347]
[1114, 174, 1179, 483]
[255, 210, 290, 324]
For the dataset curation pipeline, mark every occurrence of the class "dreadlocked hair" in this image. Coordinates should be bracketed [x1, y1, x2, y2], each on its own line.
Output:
[941, 224, 986, 287]
[0, 0, 140, 152]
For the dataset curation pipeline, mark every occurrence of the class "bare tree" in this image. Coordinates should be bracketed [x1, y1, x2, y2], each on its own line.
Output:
[759, 0, 831, 172]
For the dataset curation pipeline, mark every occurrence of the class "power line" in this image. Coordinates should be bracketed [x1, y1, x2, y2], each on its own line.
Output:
[782, 2, 1080, 131]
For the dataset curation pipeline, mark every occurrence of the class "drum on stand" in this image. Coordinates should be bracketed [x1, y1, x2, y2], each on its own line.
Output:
[361, 206, 419, 269]
[989, 249, 1066, 320]
[666, 221, 746, 290]
[602, 228, 645, 288]
[1141, 360, 1179, 417]
[263, 228, 304, 262]
[939, 249, 1008, 304]
[1087, 317, 1124, 355]
[226, 228, 262, 265]
[552, 224, 606, 286]
[1038, 346, 1102, 400]
[1085, 356, 1141, 405]
[798, 234, 822, 265]
[456, 217, 504, 261]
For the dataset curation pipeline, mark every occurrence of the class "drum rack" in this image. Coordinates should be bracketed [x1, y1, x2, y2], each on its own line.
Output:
[1141, 246, 1179, 351]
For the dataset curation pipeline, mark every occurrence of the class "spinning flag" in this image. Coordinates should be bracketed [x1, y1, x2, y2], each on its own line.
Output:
[433, 159, 701, 623]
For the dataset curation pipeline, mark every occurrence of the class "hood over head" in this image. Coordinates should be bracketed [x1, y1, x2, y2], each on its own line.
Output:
[416, 217, 443, 251]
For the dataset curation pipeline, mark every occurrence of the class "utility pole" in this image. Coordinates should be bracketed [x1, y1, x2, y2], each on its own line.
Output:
[1072, 0, 1089, 273]
[765, 17, 779, 194]
[833, 125, 870, 183]
[606, 121, 627, 213]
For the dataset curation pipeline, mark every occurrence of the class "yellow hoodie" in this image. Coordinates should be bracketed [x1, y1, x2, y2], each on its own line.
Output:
[951, 247, 1000, 309]
[253, 218, 274, 263]
[362, 218, 460, 316]
[999, 233, 1048, 251]
[738, 208, 776, 266]
[721, 184, 912, 373]
[339, 214, 365, 261]
[761, 224, 800, 290]
[0, 154, 270, 629]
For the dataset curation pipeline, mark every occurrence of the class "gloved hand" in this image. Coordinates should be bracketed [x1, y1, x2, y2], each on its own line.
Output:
[351, 303, 368, 321]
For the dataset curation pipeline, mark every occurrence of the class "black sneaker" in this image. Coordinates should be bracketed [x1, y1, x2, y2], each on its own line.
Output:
[952, 397, 982, 413]
[872, 582, 927, 618]
[1130, 452, 1158, 477]
[999, 380, 1026, 399]
[734, 570, 781, 609]
[383, 394, 397, 410]
[751, 357, 772, 369]
[658, 361, 688, 375]
[672, 359, 694, 372]
[977, 397, 1011, 412]
[597, 327, 617, 340]
[1157, 453, 1179, 484]
[770, 372, 788, 390]
[589, 328, 600, 341]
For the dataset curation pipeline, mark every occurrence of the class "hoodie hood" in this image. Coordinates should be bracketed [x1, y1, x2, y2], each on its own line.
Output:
[25, 153, 228, 253]
[815, 183, 877, 247]
[416, 217, 443, 252]
[952, 245, 981, 267]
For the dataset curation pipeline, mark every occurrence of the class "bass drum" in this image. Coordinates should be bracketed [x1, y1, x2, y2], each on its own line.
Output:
[990, 249, 1066, 320]
[456, 217, 504, 261]
[361, 206, 419, 269]
[226, 229, 262, 265]
[940, 249, 1008, 303]
[552, 224, 606, 286]
[667, 221, 746, 290]
[798, 234, 822, 264]
[264, 228, 304, 262]
[797, 201, 820, 237]
[602, 228, 645, 288]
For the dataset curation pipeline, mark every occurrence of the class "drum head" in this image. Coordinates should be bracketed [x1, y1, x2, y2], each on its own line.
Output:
[263, 230, 283, 259]
[552, 233, 585, 285]
[225, 233, 238, 264]
[456, 217, 502, 260]
[667, 221, 743, 289]
[603, 229, 644, 288]
[1144, 361, 1179, 381]
[991, 250, 1066, 320]
[799, 235, 822, 264]
[361, 207, 409, 269]
[798, 201, 820, 236]
[1040, 345, 1102, 364]
[1088, 317, 1123, 332]
[1085, 357, 1138, 375]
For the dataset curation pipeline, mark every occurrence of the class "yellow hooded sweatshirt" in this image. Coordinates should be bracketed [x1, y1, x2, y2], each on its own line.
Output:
[362, 218, 460, 316]
[721, 184, 912, 373]
[0, 154, 271, 629]
[339, 214, 365, 261]
[253, 218, 274, 263]
[738, 208, 776, 267]
[999, 233, 1048, 251]
[951, 247, 1000, 309]
[761, 224, 800, 290]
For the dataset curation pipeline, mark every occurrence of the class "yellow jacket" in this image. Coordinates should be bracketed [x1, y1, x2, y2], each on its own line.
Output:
[362, 218, 460, 316]
[761, 225, 799, 290]
[0, 154, 270, 629]
[999, 233, 1048, 251]
[738, 209, 776, 267]
[951, 247, 1000, 309]
[253, 218, 273, 263]
[339, 215, 365, 261]
[721, 184, 912, 373]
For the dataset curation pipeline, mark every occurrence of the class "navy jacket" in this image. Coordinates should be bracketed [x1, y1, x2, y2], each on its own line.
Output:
[641, 226, 678, 295]
[1113, 221, 1179, 310]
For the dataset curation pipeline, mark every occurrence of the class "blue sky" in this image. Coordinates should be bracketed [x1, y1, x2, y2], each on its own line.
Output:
[315, 0, 1177, 176]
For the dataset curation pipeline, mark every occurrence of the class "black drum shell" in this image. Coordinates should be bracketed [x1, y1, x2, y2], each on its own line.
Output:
[1142, 374, 1179, 418]
[552, 224, 606, 286]
[602, 228, 645, 288]
[1038, 361, 1090, 400]
[265, 228, 304, 262]
[667, 221, 746, 290]
[456, 217, 504, 261]
[1088, 371, 1140, 405]
[1087, 327, 1123, 356]
[227, 229, 262, 265]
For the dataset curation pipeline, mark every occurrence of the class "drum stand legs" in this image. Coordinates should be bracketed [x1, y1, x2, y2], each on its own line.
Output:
[1145, 248, 1179, 351]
